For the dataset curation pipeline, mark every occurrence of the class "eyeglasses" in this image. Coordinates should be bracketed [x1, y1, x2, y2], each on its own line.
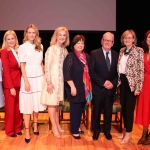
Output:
[124, 37, 133, 40]
[103, 39, 113, 43]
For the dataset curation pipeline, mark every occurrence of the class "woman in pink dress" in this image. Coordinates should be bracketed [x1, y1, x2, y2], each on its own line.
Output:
[135, 30, 150, 145]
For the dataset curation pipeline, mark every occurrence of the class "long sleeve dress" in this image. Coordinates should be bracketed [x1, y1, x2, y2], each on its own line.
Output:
[40, 44, 68, 105]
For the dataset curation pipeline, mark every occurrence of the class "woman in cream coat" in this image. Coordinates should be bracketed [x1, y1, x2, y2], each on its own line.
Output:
[41, 26, 69, 138]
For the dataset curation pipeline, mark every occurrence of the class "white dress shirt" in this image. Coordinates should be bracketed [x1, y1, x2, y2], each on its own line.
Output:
[102, 47, 111, 64]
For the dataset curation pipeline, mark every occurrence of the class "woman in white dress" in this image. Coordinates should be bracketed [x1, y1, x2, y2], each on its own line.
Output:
[41, 26, 69, 138]
[18, 24, 46, 143]
[0, 58, 4, 108]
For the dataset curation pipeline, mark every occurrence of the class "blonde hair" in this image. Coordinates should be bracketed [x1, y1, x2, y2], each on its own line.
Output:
[50, 26, 70, 47]
[121, 29, 137, 46]
[23, 24, 42, 52]
[2, 30, 19, 50]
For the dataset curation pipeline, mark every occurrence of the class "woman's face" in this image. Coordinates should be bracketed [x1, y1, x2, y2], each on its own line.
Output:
[26, 28, 36, 43]
[56, 30, 67, 46]
[6, 34, 16, 49]
[123, 33, 134, 48]
[146, 33, 150, 47]
[74, 40, 84, 53]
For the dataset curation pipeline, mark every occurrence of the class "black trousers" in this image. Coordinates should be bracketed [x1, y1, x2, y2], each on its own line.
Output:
[92, 93, 114, 133]
[120, 74, 136, 132]
[70, 102, 86, 134]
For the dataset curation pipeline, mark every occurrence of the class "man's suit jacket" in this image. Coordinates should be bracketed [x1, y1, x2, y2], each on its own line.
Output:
[89, 48, 118, 96]
[1, 49, 21, 89]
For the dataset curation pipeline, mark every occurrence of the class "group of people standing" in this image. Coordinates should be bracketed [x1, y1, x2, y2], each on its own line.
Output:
[0, 24, 150, 146]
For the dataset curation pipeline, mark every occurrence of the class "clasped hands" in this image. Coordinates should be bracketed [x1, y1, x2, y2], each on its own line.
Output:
[103, 80, 113, 89]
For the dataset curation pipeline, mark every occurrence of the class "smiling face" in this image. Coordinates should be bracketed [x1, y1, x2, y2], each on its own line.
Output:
[6, 34, 16, 49]
[74, 39, 84, 53]
[101, 32, 114, 51]
[56, 30, 67, 46]
[26, 28, 36, 43]
[123, 33, 135, 48]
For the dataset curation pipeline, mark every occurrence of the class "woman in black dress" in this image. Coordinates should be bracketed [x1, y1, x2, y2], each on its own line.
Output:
[63, 35, 92, 139]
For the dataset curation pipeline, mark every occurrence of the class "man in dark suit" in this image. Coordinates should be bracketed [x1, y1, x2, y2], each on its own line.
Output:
[89, 32, 118, 141]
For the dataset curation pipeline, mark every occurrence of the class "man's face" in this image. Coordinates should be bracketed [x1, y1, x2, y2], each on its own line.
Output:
[101, 33, 114, 51]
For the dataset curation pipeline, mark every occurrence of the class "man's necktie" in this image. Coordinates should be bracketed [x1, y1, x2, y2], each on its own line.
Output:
[106, 52, 110, 71]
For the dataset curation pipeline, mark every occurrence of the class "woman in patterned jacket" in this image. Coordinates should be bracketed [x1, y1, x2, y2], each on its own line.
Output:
[117, 30, 144, 144]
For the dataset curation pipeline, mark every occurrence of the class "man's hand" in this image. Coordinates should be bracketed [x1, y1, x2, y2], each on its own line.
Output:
[103, 80, 113, 89]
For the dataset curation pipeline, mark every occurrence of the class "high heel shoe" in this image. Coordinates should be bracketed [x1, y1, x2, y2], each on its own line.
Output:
[78, 129, 84, 134]
[120, 132, 131, 145]
[10, 134, 17, 137]
[32, 122, 39, 135]
[72, 134, 81, 139]
[16, 132, 22, 135]
[25, 128, 30, 144]
[118, 128, 126, 139]
[57, 126, 64, 133]
[52, 127, 61, 139]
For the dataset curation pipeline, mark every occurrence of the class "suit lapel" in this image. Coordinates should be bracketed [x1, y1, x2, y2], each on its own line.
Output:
[110, 50, 114, 72]
[9, 51, 18, 67]
[99, 48, 108, 71]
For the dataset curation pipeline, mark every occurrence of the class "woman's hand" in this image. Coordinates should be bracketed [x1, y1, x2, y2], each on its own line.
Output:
[86, 101, 91, 107]
[25, 81, 30, 92]
[134, 90, 140, 96]
[47, 83, 55, 94]
[71, 85, 77, 96]
[10, 88, 16, 97]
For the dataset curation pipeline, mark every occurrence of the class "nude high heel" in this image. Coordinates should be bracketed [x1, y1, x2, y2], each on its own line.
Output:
[57, 125, 64, 133]
[120, 132, 131, 144]
[118, 128, 126, 139]
[52, 127, 61, 139]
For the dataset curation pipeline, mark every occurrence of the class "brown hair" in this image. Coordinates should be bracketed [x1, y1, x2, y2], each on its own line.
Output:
[142, 30, 150, 53]
[23, 24, 42, 52]
[70, 35, 86, 50]
[120, 29, 137, 46]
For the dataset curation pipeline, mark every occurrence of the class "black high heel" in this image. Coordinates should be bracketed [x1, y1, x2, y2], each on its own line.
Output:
[72, 134, 81, 139]
[16, 131, 22, 135]
[78, 130, 84, 134]
[25, 128, 30, 144]
[10, 134, 17, 137]
[32, 122, 39, 135]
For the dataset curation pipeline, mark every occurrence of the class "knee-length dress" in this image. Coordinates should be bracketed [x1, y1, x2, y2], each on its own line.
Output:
[0, 59, 4, 108]
[18, 41, 46, 114]
[135, 54, 150, 126]
[40, 45, 68, 105]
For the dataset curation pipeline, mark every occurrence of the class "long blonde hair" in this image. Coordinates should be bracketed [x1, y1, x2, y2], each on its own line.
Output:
[23, 24, 42, 52]
[50, 26, 70, 48]
[2, 30, 19, 50]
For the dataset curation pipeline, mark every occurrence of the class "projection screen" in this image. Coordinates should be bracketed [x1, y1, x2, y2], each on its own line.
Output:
[0, 0, 116, 31]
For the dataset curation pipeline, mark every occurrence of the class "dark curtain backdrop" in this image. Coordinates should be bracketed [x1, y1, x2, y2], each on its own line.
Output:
[0, 0, 150, 58]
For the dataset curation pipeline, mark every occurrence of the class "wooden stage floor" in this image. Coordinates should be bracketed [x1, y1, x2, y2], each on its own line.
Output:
[0, 112, 150, 150]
